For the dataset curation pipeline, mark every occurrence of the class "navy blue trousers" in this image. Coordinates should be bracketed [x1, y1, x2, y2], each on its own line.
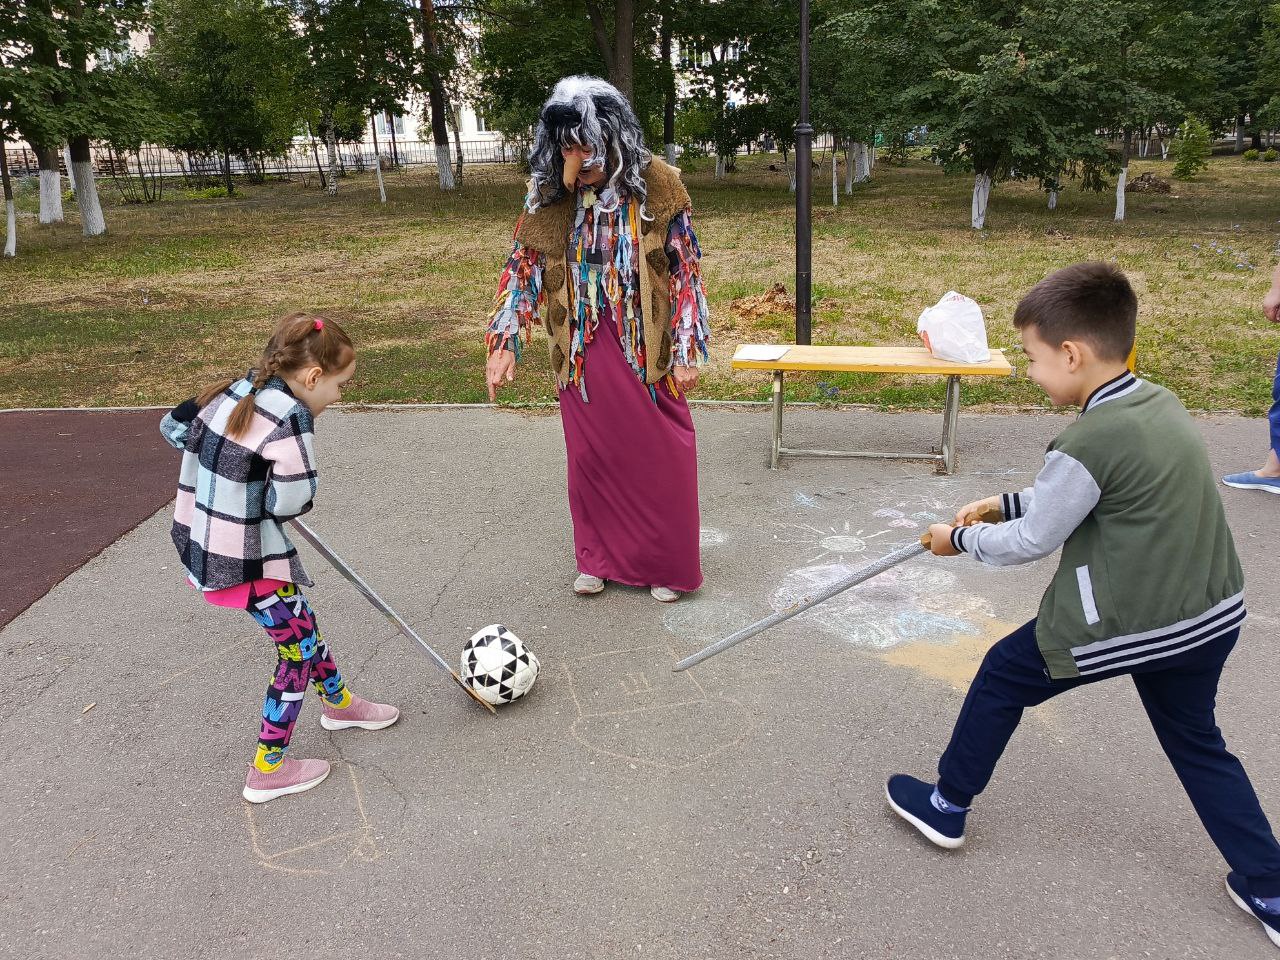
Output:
[1269, 351, 1280, 458]
[937, 619, 1280, 895]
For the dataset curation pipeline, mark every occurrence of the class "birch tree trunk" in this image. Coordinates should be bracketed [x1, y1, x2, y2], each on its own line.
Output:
[844, 142, 853, 194]
[69, 136, 105, 236]
[831, 145, 838, 206]
[971, 172, 992, 229]
[2, 144, 16, 257]
[370, 112, 386, 204]
[419, 0, 456, 189]
[661, 16, 676, 165]
[1114, 129, 1130, 222]
[451, 106, 463, 185]
[307, 123, 327, 190]
[324, 122, 339, 196]
[221, 143, 235, 197]
[435, 142, 454, 190]
[36, 148, 64, 224]
[63, 146, 77, 196]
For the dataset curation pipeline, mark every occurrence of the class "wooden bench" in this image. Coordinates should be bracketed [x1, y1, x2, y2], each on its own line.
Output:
[731, 344, 1014, 474]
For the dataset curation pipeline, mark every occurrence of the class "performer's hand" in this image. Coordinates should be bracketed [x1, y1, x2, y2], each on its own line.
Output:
[927, 523, 960, 556]
[954, 495, 1001, 527]
[673, 364, 699, 394]
[1264, 283, 1280, 323]
[486, 349, 516, 402]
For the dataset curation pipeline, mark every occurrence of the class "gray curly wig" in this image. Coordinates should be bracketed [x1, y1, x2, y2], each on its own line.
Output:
[526, 75, 653, 217]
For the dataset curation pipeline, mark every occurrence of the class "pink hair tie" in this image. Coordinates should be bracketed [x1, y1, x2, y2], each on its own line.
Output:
[314, 318, 324, 331]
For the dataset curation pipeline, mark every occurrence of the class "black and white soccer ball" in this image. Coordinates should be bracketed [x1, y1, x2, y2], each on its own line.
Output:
[460, 624, 540, 705]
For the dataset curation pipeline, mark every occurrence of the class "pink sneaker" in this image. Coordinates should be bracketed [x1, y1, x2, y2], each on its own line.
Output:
[242, 757, 331, 804]
[320, 694, 400, 732]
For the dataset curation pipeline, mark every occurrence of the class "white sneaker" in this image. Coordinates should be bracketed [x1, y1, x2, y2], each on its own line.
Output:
[574, 573, 606, 595]
[650, 586, 681, 603]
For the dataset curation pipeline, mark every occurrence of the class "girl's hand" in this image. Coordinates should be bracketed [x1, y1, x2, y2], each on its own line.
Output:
[673, 364, 699, 394]
[486, 349, 516, 402]
[954, 495, 1002, 527]
[927, 523, 960, 556]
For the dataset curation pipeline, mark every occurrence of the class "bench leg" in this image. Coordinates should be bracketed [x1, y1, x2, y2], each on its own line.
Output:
[938, 375, 960, 475]
[770, 371, 784, 469]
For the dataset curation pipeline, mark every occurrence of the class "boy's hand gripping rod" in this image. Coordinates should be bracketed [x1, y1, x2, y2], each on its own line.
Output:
[672, 503, 1003, 673]
[290, 519, 497, 715]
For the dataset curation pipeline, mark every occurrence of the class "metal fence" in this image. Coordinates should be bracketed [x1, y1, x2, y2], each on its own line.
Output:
[2, 137, 525, 182]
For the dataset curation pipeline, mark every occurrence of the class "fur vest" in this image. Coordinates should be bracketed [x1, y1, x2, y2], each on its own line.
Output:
[514, 158, 691, 386]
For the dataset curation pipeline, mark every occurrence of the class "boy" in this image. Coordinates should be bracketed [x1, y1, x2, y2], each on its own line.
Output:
[886, 262, 1280, 949]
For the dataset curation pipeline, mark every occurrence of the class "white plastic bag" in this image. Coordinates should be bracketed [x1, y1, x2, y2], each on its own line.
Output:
[916, 291, 991, 364]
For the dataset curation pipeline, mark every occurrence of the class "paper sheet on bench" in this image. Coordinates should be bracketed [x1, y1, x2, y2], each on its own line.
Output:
[736, 345, 791, 361]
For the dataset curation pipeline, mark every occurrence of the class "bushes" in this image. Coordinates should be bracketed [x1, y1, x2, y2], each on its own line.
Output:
[1265, 149, 1279, 162]
[1172, 117, 1212, 180]
[1243, 148, 1261, 161]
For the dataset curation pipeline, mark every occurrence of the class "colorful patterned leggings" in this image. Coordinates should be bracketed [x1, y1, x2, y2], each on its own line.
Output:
[248, 584, 349, 773]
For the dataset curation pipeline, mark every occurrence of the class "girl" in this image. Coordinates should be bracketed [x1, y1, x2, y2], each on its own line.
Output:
[161, 312, 399, 804]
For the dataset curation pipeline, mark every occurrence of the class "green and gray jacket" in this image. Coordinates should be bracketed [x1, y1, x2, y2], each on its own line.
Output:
[952, 371, 1245, 680]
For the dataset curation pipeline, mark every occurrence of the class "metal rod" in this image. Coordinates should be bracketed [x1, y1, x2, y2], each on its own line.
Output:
[779, 447, 944, 462]
[290, 519, 497, 714]
[771, 371, 784, 469]
[939, 374, 961, 475]
[673, 541, 928, 672]
[795, 0, 813, 346]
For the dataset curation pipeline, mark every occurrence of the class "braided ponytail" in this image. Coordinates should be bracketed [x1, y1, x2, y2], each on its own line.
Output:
[202, 311, 355, 440]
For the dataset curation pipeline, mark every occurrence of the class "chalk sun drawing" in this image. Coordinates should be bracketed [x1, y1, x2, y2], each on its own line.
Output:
[771, 520, 891, 565]
[770, 557, 995, 650]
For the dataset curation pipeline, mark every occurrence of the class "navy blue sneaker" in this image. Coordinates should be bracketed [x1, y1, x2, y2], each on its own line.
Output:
[1226, 872, 1280, 948]
[885, 774, 966, 849]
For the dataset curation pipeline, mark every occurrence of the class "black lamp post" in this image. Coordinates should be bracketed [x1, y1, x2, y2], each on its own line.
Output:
[795, 0, 813, 345]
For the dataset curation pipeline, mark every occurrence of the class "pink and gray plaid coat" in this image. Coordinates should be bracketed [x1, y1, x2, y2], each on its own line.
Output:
[161, 375, 318, 591]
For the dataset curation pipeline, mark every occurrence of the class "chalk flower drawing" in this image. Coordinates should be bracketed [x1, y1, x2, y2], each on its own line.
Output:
[771, 560, 996, 650]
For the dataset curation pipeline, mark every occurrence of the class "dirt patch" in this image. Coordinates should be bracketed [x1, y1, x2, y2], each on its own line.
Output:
[1126, 172, 1172, 193]
[728, 283, 796, 322]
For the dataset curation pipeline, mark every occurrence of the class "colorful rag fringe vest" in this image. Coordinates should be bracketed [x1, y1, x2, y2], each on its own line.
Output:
[513, 158, 692, 390]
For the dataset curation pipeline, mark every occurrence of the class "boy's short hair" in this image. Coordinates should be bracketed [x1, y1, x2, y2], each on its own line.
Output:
[1013, 262, 1137, 361]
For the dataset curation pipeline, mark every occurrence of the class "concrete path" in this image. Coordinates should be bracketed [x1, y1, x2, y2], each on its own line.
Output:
[3, 405, 1279, 959]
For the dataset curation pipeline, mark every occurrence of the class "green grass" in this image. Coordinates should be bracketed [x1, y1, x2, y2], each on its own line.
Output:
[2, 154, 1278, 413]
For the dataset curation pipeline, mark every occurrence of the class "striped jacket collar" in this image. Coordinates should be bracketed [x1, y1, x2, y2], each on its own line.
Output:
[1081, 369, 1141, 414]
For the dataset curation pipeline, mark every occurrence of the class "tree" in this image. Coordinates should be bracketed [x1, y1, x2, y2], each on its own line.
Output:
[816, 0, 932, 192]
[292, 0, 417, 199]
[909, 0, 1118, 229]
[4, 0, 71, 224]
[151, 0, 303, 196]
[98, 54, 179, 202]
[2, 0, 148, 235]
[418, 0, 457, 189]
[1072, 0, 1209, 220]
[1172, 115, 1212, 178]
[584, 0, 639, 101]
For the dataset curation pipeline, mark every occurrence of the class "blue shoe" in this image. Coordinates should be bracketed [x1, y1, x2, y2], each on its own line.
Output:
[885, 774, 966, 849]
[1226, 872, 1280, 948]
[1223, 472, 1280, 494]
